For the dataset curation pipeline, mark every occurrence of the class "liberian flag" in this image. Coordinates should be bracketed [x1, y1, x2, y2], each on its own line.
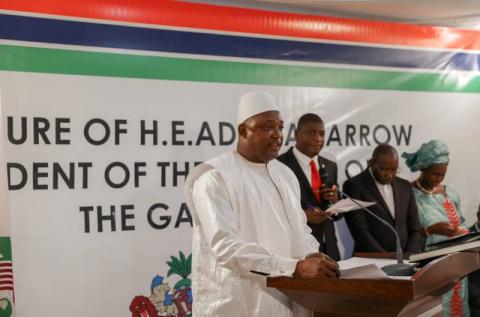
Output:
[0, 238, 13, 317]
[0, 241, 12, 291]
[0, 89, 13, 316]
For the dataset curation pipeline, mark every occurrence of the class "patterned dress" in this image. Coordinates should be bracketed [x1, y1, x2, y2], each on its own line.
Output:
[413, 186, 470, 317]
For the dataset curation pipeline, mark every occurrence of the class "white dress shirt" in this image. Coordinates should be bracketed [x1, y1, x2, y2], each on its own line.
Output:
[293, 146, 318, 186]
[369, 168, 396, 219]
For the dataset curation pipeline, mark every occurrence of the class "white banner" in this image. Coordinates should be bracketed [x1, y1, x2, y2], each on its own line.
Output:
[1, 71, 480, 316]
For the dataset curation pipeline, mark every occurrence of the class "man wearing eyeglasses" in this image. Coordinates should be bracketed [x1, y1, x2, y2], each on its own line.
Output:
[343, 144, 423, 254]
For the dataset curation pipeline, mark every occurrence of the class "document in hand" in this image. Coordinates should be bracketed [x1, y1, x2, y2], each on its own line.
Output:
[427, 231, 480, 250]
[325, 198, 376, 214]
[409, 239, 480, 262]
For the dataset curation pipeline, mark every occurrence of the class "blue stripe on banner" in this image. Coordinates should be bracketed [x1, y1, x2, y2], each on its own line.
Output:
[1, 13, 479, 72]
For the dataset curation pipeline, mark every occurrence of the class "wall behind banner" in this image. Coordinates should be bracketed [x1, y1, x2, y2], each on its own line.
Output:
[1, 1, 480, 316]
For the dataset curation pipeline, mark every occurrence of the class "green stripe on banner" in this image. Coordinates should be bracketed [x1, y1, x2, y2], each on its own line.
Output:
[1, 44, 480, 93]
[0, 237, 12, 262]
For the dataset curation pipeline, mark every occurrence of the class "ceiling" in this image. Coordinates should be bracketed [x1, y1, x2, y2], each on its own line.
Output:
[187, 0, 480, 29]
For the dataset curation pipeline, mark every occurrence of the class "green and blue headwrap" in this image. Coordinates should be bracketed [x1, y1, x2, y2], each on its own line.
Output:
[402, 140, 450, 172]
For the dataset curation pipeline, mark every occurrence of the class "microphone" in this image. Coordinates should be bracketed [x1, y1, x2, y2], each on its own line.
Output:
[319, 165, 333, 188]
[319, 165, 334, 208]
[340, 190, 415, 276]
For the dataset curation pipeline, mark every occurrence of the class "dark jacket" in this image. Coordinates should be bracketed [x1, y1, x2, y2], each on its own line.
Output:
[469, 224, 480, 316]
[277, 147, 341, 261]
[343, 169, 423, 253]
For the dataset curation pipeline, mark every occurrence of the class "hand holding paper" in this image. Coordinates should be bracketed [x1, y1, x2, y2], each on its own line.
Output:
[325, 198, 376, 214]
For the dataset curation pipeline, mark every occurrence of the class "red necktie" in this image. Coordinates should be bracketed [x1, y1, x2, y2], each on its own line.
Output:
[310, 160, 322, 201]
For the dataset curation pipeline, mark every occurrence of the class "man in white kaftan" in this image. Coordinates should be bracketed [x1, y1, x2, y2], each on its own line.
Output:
[185, 91, 339, 317]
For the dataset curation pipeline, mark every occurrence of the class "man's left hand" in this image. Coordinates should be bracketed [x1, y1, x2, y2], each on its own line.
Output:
[321, 185, 339, 204]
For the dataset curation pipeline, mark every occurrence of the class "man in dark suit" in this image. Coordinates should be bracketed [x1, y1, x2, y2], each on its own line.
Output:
[343, 144, 423, 253]
[278, 113, 341, 260]
[469, 206, 480, 316]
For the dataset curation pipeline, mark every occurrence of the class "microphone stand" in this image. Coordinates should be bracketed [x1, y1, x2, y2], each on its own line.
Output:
[340, 191, 415, 276]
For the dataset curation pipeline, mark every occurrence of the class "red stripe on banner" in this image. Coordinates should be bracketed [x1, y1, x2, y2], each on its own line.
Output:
[0, 0, 479, 50]
[0, 269, 12, 274]
[0, 263, 12, 268]
[0, 286, 13, 291]
[0, 275, 13, 280]
[0, 281, 13, 286]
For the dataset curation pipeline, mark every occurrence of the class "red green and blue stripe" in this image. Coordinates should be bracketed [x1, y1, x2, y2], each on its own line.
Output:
[0, 0, 479, 93]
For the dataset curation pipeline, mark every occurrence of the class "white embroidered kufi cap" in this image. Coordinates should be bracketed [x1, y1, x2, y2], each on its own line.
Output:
[236, 91, 279, 126]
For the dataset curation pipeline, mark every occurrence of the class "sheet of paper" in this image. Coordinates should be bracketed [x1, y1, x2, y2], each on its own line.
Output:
[338, 256, 398, 270]
[338, 257, 407, 279]
[340, 264, 390, 279]
[326, 198, 376, 214]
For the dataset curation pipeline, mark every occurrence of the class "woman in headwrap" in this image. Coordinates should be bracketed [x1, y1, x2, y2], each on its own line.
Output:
[403, 140, 470, 317]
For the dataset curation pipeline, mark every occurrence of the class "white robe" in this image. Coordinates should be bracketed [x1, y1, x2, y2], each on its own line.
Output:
[185, 151, 319, 317]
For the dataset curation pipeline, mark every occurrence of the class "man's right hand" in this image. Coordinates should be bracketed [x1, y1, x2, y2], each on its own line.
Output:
[293, 253, 339, 278]
[427, 222, 462, 236]
[305, 207, 328, 224]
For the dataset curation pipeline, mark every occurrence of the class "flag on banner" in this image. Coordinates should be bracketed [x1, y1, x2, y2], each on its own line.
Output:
[0, 239, 13, 291]
[0, 238, 13, 317]
[0, 89, 14, 317]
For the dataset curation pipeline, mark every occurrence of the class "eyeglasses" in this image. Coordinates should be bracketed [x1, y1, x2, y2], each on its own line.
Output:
[373, 162, 401, 174]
